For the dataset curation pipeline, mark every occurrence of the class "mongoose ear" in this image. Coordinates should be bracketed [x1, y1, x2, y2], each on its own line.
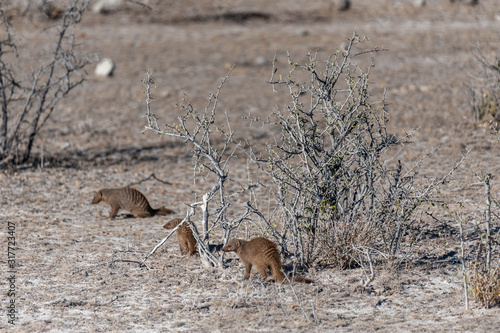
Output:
[235, 239, 242, 248]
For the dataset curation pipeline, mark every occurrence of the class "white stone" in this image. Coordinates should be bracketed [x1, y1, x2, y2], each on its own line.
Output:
[255, 55, 267, 66]
[92, 0, 124, 14]
[296, 28, 309, 37]
[95, 58, 115, 77]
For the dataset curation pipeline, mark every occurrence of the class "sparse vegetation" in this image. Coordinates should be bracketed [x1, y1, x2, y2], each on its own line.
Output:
[459, 174, 500, 308]
[460, 44, 500, 307]
[142, 33, 468, 287]
[4, 1, 500, 331]
[469, 264, 500, 308]
[0, 0, 90, 167]
[466, 48, 500, 123]
[458, 43, 500, 309]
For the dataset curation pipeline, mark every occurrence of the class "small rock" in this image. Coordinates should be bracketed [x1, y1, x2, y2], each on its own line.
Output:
[95, 58, 115, 77]
[92, 0, 124, 14]
[449, 0, 479, 4]
[336, 0, 351, 11]
[296, 28, 309, 37]
[339, 41, 349, 52]
[254, 55, 267, 66]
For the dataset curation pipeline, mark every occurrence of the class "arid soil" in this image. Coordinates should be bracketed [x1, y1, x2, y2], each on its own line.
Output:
[2, 0, 500, 332]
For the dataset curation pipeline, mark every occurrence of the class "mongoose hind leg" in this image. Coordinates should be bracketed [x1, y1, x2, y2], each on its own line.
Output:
[186, 241, 196, 256]
[180, 242, 189, 255]
[256, 265, 270, 280]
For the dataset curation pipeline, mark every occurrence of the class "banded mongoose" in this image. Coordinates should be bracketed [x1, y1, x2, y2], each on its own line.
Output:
[222, 237, 312, 284]
[91, 187, 175, 219]
[163, 218, 198, 256]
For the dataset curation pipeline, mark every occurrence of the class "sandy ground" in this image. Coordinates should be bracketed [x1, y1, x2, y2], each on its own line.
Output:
[1, 0, 500, 331]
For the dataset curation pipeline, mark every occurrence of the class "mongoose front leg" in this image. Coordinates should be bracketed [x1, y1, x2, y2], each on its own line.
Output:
[244, 262, 252, 279]
[107, 205, 119, 219]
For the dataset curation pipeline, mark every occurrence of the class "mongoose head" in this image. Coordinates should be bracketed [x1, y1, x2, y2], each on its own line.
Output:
[222, 239, 243, 252]
[163, 218, 182, 229]
[91, 190, 103, 204]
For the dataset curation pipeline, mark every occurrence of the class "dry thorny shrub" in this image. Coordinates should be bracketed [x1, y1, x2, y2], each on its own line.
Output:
[143, 33, 467, 279]
[247, 33, 466, 272]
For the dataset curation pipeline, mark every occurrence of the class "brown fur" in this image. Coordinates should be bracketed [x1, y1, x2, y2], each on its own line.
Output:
[91, 187, 175, 219]
[163, 218, 198, 256]
[222, 237, 312, 284]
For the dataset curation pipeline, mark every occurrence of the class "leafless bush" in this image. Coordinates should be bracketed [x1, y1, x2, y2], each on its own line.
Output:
[466, 47, 500, 123]
[0, 0, 91, 167]
[141, 70, 254, 268]
[141, 33, 466, 279]
[246, 33, 466, 270]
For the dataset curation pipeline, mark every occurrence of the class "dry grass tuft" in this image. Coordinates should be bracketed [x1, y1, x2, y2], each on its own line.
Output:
[470, 264, 500, 308]
[315, 219, 376, 269]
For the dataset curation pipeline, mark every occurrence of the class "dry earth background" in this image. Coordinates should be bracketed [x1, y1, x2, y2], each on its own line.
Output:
[1, 0, 500, 332]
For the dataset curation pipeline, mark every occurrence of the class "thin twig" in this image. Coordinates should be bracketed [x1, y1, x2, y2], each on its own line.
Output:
[127, 173, 172, 187]
[458, 215, 469, 310]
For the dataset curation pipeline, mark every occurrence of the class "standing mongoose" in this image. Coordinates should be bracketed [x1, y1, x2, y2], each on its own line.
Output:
[222, 237, 312, 284]
[91, 187, 175, 219]
[163, 218, 198, 256]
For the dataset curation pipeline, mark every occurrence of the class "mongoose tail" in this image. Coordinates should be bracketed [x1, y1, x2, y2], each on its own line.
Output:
[155, 207, 176, 215]
[290, 276, 313, 284]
